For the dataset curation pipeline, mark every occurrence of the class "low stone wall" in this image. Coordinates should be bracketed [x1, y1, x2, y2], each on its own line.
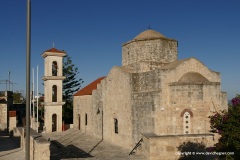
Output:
[0, 104, 7, 131]
[137, 133, 216, 160]
[14, 127, 50, 160]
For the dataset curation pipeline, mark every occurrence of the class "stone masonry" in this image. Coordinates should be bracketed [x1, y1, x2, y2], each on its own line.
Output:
[73, 29, 227, 159]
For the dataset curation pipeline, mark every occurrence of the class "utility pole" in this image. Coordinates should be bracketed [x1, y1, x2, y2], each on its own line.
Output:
[26, 0, 31, 159]
[36, 65, 39, 133]
[32, 68, 35, 129]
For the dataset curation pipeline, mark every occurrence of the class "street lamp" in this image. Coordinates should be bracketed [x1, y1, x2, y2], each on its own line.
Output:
[26, 0, 31, 159]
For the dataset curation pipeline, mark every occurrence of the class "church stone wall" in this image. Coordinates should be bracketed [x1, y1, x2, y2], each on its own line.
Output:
[131, 92, 156, 142]
[131, 70, 161, 92]
[130, 70, 161, 142]
[162, 58, 226, 113]
[102, 66, 133, 149]
[123, 61, 165, 73]
[73, 96, 80, 129]
[166, 84, 221, 135]
[122, 38, 178, 66]
[221, 92, 228, 110]
[91, 83, 104, 138]
[73, 95, 92, 133]
[139, 134, 216, 160]
[153, 58, 227, 136]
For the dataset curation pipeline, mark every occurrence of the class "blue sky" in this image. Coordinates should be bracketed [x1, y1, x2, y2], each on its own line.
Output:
[0, 0, 239, 100]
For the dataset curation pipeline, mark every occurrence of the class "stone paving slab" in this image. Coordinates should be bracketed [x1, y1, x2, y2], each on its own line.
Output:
[42, 129, 146, 160]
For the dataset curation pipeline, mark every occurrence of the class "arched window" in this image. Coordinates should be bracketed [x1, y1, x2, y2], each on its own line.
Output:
[52, 114, 57, 132]
[183, 112, 191, 134]
[114, 118, 118, 134]
[52, 85, 57, 102]
[52, 61, 58, 76]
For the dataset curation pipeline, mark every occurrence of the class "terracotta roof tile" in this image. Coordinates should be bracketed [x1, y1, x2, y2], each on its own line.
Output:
[74, 76, 106, 96]
[44, 48, 66, 53]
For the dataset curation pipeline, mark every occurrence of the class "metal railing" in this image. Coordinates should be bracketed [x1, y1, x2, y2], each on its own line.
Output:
[129, 138, 143, 155]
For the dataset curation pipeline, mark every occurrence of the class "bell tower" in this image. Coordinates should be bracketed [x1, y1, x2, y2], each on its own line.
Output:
[42, 48, 67, 132]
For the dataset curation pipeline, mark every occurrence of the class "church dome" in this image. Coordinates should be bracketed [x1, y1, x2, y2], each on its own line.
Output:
[178, 72, 209, 83]
[133, 29, 166, 40]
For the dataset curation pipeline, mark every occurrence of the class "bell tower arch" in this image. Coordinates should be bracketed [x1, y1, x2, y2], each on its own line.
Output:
[42, 48, 67, 132]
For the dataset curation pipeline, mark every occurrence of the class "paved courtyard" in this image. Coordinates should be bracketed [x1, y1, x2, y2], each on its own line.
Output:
[42, 129, 146, 160]
[0, 129, 146, 160]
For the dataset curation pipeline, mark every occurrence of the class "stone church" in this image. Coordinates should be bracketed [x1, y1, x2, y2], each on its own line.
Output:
[73, 29, 227, 159]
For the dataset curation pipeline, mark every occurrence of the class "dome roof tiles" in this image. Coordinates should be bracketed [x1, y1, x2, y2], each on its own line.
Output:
[134, 29, 166, 40]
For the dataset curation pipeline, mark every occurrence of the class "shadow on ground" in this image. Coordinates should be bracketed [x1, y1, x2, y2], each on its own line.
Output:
[0, 132, 20, 152]
[50, 140, 93, 160]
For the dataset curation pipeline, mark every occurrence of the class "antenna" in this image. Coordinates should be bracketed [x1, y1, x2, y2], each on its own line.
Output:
[8, 71, 10, 91]
[147, 25, 152, 29]
[53, 42, 55, 48]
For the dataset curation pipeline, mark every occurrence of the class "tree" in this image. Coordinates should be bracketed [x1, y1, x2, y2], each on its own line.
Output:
[13, 91, 24, 103]
[209, 95, 240, 159]
[62, 55, 84, 124]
